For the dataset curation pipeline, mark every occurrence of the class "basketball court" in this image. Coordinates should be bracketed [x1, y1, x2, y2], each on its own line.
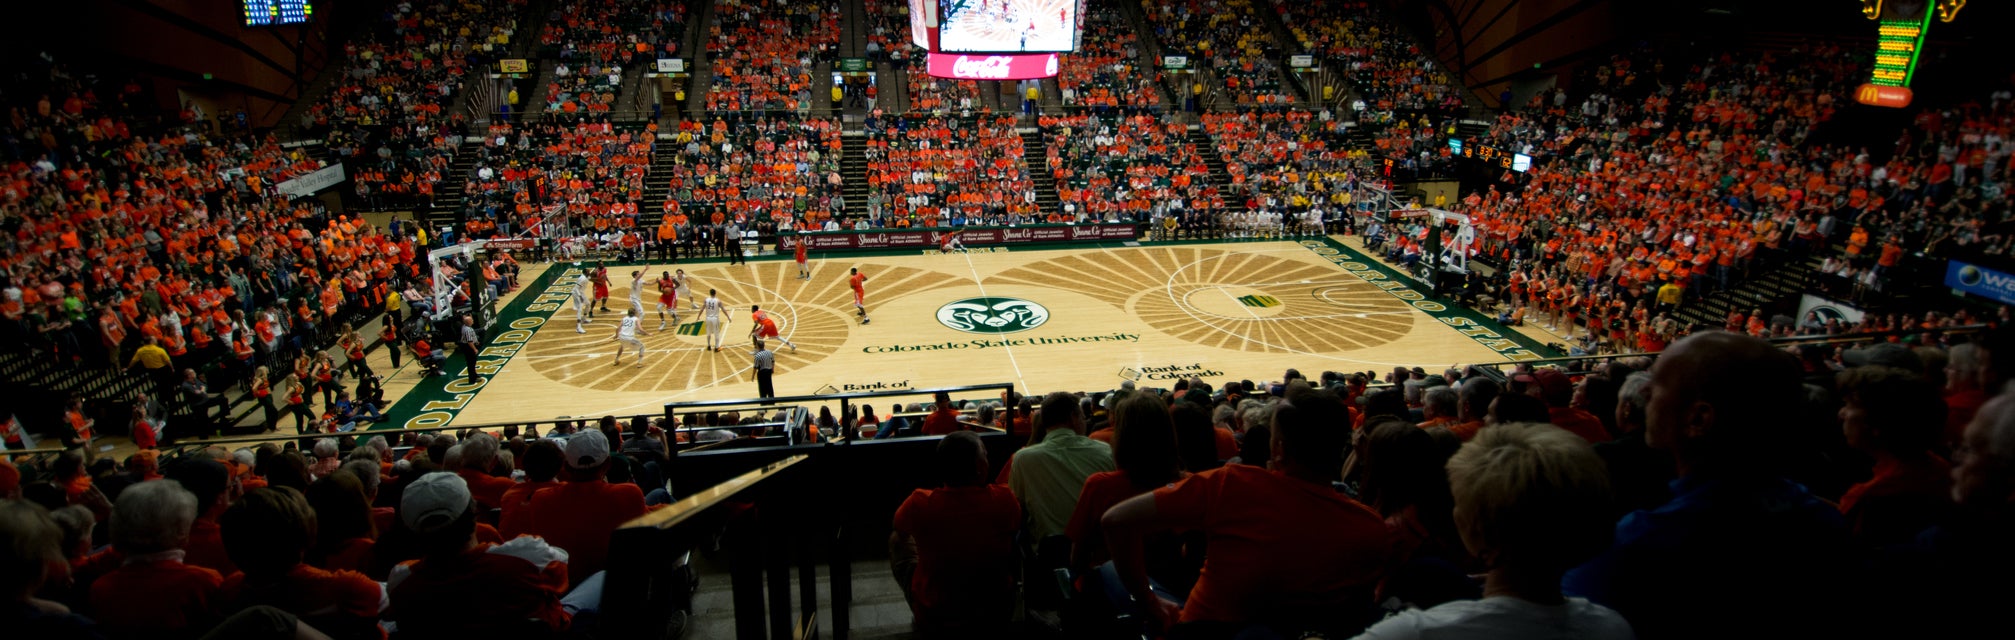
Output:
[383, 237, 1550, 429]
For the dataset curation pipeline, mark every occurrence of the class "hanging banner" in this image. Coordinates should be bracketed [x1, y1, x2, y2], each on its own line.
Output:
[275, 162, 345, 197]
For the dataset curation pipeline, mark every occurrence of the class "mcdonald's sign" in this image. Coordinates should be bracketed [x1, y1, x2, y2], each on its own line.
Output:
[1855, 83, 1914, 108]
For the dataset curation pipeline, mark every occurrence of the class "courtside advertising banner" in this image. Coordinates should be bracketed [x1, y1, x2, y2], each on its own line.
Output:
[1947, 259, 2015, 305]
[785, 223, 1136, 250]
[927, 52, 1061, 80]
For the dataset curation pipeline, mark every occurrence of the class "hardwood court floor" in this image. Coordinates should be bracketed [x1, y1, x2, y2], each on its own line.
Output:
[443, 239, 1521, 425]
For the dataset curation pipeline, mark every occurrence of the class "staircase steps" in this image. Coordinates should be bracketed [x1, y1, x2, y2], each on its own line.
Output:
[1019, 130, 1059, 219]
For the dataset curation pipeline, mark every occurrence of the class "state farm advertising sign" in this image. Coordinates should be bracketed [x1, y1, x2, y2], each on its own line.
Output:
[782, 223, 1135, 251]
[927, 52, 1061, 81]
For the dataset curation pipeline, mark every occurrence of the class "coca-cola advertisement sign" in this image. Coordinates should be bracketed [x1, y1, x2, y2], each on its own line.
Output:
[782, 223, 1135, 252]
[927, 52, 1062, 81]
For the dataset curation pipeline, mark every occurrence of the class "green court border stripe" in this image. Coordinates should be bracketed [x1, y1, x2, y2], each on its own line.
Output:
[381, 263, 579, 430]
[1295, 237, 1559, 360]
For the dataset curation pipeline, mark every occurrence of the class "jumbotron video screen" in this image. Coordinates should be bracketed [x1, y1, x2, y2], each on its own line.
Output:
[938, 0, 1084, 54]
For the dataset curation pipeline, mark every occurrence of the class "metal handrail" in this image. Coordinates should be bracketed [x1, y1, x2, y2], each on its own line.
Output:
[617, 454, 806, 531]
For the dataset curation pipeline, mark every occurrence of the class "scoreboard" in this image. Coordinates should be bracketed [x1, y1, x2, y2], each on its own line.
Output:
[245, 0, 313, 27]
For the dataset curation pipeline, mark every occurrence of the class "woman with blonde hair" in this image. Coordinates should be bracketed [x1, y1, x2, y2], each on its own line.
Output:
[250, 366, 278, 432]
[337, 322, 372, 378]
[1355, 423, 1630, 639]
[281, 374, 317, 434]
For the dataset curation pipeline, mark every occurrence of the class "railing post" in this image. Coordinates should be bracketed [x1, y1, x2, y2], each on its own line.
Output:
[765, 488, 794, 640]
[730, 504, 768, 639]
[830, 518, 850, 640]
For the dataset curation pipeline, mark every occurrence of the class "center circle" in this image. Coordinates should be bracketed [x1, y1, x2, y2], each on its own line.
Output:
[1182, 285, 1290, 319]
[936, 297, 1051, 334]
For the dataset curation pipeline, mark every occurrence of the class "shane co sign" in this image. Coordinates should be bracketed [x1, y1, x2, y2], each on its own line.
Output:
[937, 297, 1050, 334]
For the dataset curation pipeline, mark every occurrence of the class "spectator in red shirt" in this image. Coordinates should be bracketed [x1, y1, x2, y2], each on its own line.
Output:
[921, 391, 962, 436]
[453, 433, 518, 511]
[1066, 392, 1196, 611]
[220, 486, 386, 639]
[385, 472, 573, 636]
[164, 456, 238, 576]
[89, 479, 226, 637]
[304, 470, 380, 575]
[890, 430, 1020, 632]
[520, 429, 645, 589]
[1532, 369, 1613, 443]
[1104, 386, 1391, 637]
[499, 440, 565, 539]
[1834, 366, 1952, 547]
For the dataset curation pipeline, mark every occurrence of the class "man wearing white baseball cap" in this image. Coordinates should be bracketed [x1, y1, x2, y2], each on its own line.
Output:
[386, 472, 574, 635]
[521, 429, 649, 590]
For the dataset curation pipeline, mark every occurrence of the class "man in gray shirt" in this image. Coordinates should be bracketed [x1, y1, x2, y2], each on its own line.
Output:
[458, 314, 482, 384]
[752, 339, 775, 400]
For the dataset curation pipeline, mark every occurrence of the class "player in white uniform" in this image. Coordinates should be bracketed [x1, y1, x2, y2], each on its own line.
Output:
[611, 308, 652, 367]
[572, 272, 593, 333]
[673, 269, 696, 310]
[628, 271, 647, 315]
[702, 289, 729, 352]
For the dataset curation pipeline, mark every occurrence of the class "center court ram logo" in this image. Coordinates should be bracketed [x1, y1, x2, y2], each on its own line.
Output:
[937, 297, 1051, 334]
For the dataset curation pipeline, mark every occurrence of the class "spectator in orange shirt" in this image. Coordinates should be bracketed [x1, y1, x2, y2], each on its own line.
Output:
[220, 486, 386, 639]
[1065, 392, 1195, 611]
[1449, 378, 1497, 442]
[1103, 387, 1391, 637]
[520, 429, 645, 589]
[921, 391, 962, 436]
[890, 430, 1021, 633]
[89, 479, 226, 636]
[1416, 386, 1459, 430]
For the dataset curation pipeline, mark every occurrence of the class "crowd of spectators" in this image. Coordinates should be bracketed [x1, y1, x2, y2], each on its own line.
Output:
[1201, 110, 1370, 218]
[875, 328, 2015, 640]
[307, 0, 526, 211]
[1438, 45, 1883, 351]
[458, 119, 656, 245]
[1, 416, 688, 638]
[1060, 1, 1163, 111]
[704, 0, 840, 112]
[1140, 0, 1295, 106]
[659, 115, 843, 235]
[1041, 113, 1217, 224]
[0, 55, 441, 450]
[862, 114, 1040, 227]
[539, 0, 685, 66]
[1272, 0, 1465, 112]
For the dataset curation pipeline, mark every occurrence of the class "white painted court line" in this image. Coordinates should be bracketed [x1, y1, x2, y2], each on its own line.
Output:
[959, 249, 1029, 392]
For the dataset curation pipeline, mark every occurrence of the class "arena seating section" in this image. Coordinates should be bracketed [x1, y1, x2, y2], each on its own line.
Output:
[5, 0, 2015, 637]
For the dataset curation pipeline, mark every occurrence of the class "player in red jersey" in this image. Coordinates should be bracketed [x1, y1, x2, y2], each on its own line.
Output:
[749, 305, 797, 352]
[849, 267, 870, 324]
[794, 237, 810, 279]
[654, 271, 680, 330]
